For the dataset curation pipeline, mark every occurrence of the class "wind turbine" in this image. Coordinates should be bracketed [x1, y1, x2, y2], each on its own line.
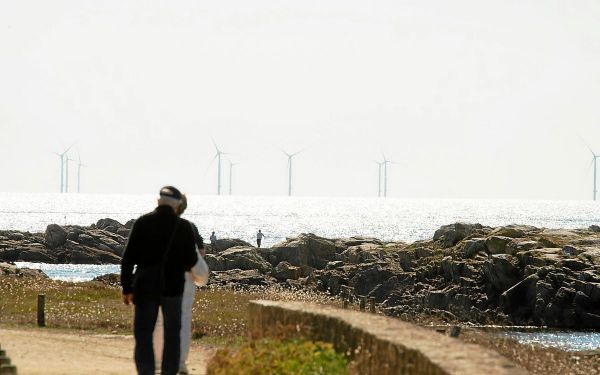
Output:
[64, 155, 76, 193]
[283, 150, 301, 196]
[211, 142, 227, 195]
[228, 159, 237, 195]
[76, 152, 86, 193]
[381, 153, 397, 198]
[587, 146, 599, 201]
[54, 145, 73, 193]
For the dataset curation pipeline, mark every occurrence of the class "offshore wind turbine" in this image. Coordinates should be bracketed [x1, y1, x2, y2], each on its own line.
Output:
[76, 152, 86, 193]
[54, 145, 73, 193]
[211, 142, 227, 195]
[228, 160, 237, 195]
[65, 155, 76, 193]
[381, 153, 397, 198]
[283, 150, 301, 196]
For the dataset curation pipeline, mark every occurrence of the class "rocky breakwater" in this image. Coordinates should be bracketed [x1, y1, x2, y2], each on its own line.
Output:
[203, 224, 600, 329]
[0, 218, 132, 264]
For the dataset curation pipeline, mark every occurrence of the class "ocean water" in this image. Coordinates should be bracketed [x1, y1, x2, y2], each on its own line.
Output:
[2, 192, 600, 248]
[500, 330, 600, 352]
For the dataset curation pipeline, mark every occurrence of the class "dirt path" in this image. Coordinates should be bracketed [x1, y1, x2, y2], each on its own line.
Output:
[0, 327, 215, 375]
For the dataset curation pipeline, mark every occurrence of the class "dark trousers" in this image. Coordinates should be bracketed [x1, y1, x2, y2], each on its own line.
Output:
[134, 295, 183, 375]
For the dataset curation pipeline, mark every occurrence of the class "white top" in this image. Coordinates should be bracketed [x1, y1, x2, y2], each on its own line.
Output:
[257, 232, 264, 240]
[210, 234, 217, 242]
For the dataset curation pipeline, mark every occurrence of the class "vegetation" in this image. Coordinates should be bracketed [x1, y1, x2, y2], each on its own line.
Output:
[207, 338, 349, 375]
[0, 276, 342, 342]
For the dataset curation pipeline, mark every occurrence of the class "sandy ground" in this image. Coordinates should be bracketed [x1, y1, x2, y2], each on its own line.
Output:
[0, 327, 215, 375]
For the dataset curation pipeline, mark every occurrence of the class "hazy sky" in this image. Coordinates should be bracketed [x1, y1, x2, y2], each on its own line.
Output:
[1, 0, 600, 199]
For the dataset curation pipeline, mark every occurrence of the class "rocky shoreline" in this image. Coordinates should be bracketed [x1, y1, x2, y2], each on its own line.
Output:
[1, 219, 600, 329]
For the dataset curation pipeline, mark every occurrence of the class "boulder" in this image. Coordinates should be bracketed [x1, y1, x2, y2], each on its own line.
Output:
[96, 218, 124, 230]
[589, 225, 600, 232]
[485, 236, 513, 255]
[462, 239, 486, 258]
[45, 224, 68, 249]
[219, 247, 272, 274]
[271, 261, 301, 280]
[211, 238, 253, 253]
[500, 274, 539, 314]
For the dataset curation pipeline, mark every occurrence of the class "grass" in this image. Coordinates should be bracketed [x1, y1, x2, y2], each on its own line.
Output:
[0, 275, 343, 343]
[207, 338, 349, 375]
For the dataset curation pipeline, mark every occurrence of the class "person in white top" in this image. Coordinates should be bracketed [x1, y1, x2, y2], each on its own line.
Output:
[256, 229, 265, 248]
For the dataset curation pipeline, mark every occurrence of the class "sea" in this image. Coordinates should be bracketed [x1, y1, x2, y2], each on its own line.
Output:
[2, 192, 600, 351]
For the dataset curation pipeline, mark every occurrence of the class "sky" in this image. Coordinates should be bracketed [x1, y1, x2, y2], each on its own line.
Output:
[1, 0, 600, 200]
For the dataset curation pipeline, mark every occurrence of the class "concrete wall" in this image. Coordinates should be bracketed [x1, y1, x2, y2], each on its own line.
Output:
[248, 300, 529, 375]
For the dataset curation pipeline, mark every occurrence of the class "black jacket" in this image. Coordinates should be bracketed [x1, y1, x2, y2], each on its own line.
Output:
[120, 205, 198, 297]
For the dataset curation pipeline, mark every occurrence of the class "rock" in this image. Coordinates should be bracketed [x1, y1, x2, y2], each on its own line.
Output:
[561, 245, 582, 256]
[92, 273, 120, 285]
[7, 232, 24, 241]
[124, 219, 136, 229]
[483, 254, 522, 292]
[500, 274, 539, 314]
[415, 247, 434, 258]
[589, 225, 600, 232]
[485, 236, 513, 255]
[349, 264, 399, 296]
[269, 234, 336, 269]
[45, 224, 68, 249]
[339, 244, 381, 264]
[559, 259, 590, 271]
[204, 254, 224, 271]
[326, 261, 344, 269]
[434, 223, 483, 248]
[96, 218, 124, 230]
[272, 261, 301, 280]
[219, 247, 272, 273]
[209, 269, 275, 287]
[117, 228, 130, 238]
[19, 248, 57, 263]
[462, 239, 486, 258]
[211, 238, 253, 253]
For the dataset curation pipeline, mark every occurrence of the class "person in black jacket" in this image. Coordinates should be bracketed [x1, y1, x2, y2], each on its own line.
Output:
[121, 186, 198, 375]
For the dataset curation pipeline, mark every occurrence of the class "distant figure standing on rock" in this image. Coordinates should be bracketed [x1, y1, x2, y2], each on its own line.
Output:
[256, 229, 265, 248]
[210, 231, 217, 249]
[120, 186, 198, 375]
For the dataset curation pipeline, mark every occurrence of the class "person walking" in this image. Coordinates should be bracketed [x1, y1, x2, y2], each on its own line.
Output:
[256, 229, 265, 248]
[153, 194, 205, 375]
[121, 186, 198, 375]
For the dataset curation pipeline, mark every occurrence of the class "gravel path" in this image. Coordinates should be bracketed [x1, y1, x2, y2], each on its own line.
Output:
[0, 327, 214, 375]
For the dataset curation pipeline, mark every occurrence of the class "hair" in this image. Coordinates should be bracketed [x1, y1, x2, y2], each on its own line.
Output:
[178, 194, 188, 215]
[157, 196, 181, 211]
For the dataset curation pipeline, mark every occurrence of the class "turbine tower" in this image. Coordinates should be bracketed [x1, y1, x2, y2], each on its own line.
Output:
[381, 153, 396, 198]
[284, 150, 301, 196]
[228, 160, 237, 195]
[65, 156, 76, 193]
[55, 145, 73, 193]
[76, 152, 86, 193]
[588, 147, 599, 201]
[211, 142, 227, 195]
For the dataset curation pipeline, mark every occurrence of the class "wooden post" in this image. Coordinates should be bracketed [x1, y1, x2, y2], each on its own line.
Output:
[369, 297, 376, 313]
[359, 296, 366, 311]
[37, 294, 45, 327]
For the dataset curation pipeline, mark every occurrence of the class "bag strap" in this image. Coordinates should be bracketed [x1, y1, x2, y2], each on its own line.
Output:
[158, 218, 180, 293]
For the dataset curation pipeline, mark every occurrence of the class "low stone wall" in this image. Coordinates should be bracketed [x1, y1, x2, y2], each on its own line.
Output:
[248, 300, 529, 375]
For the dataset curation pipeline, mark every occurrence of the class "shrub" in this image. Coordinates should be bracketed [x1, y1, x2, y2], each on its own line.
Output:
[207, 338, 349, 375]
